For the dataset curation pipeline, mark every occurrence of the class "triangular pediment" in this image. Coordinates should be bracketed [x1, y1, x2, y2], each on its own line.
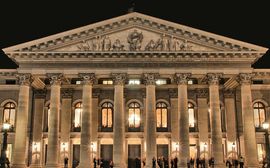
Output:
[3, 12, 268, 53]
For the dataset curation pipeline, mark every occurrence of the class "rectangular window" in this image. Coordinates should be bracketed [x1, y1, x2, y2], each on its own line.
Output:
[156, 79, 167, 85]
[102, 80, 113, 85]
[189, 108, 195, 127]
[74, 109, 81, 128]
[102, 109, 107, 127]
[129, 79, 140, 85]
[188, 80, 193, 85]
[108, 109, 113, 127]
[254, 109, 260, 128]
[161, 109, 167, 127]
[75, 81, 81, 85]
[156, 109, 162, 127]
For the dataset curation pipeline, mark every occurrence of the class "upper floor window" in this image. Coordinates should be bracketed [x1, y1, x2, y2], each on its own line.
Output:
[156, 79, 167, 85]
[3, 102, 16, 130]
[73, 102, 82, 131]
[188, 102, 195, 128]
[253, 102, 266, 128]
[102, 80, 113, 85]
[129, 79, 141, 85]
[101, 102, 113, 129]
[128, 102, 141, 128]
[156, 102, 168, 129]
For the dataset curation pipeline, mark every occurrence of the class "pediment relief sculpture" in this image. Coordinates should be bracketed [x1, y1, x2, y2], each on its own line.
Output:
[56, 28, 211, 52]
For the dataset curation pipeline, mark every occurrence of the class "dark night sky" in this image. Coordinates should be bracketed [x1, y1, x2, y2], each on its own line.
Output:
[0, 0, 269, 68]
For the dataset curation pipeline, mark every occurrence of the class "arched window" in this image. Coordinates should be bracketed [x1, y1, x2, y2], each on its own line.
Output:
[73, 102, 82, 130]
[128, 102, 141, 128]
[156, 102, 168, 129]
[253, 102, 266, 128]
[3, 102, 16, 130]
[188, 102, 195, 128]
[101, 102, 113, 129]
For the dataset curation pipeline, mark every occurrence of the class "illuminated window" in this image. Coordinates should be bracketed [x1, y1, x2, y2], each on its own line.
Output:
[102, 80, 113, 85]
[253, 102, 265, 128]
[128, 102, 141, 128]
[3, 102, 16, 130]
[188, 80, 193, 85]
[156, 79, 167, 85]
[257, 144, 265, 163]
[156, 102, 168, 128]
[73, 102, 82, 128]
[129, 79, 141, 85]
[188, 102, 195, 128]
[101, 102, 113, 128]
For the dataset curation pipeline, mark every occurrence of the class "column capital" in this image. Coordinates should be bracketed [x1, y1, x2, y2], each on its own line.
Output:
[237, 73, 254, 85]
[224, 89, 235, 98]
[112, 73, 127, 85]
[79, 73, 95, 85]
[206, 73, 223, 85]
[143, 73, 159, 85]
[196, 88, 209, 98]
[174, 73, 191, 85]
[16, 73, 32, 86]
[47, 73, 63, 85]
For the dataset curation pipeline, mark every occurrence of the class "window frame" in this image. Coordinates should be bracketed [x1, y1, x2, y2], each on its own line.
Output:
[253, 102, 266, 129]
[100, 102, 114, 132]
[156, 102, 168, 132]
[3, 102, 16, 132]
[128, 102, 141, 132]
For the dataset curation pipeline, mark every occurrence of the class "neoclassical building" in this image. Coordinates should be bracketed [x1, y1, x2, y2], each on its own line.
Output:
[1, 12, 269, 168]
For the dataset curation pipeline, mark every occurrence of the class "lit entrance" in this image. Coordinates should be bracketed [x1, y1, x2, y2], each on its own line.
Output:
[157, 144, 169, 167]
[128, 145, 141, 168]
[101, 145, 113, 168]
[73, 145, 80, 167]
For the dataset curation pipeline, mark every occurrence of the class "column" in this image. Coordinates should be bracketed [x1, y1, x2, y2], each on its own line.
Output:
[46, 74, 62, 168]
[207, 73, 224, 168]
[238, 73, 258, 167]
[60, 89, 73, 167]
[12, 74, 31, 168]
[224, 90, 237, 158]
[112, 73, 126, 168]
[197, 89, 209, 158]
[144, 73, 158, 168]
[175, 73, 191, 167]
[78, 73, 95, 168]
[31, 90, 46, 168]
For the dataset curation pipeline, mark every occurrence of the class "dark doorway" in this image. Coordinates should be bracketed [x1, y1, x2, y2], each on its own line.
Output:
[157, 144, 169, 168]
[128, 145, 141, 168]
[101, 145, 113, 168]
[73, 145, 80, 167]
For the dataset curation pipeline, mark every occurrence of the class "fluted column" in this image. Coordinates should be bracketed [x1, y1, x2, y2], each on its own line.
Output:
[46, 74, 62, 168]
[238, 73, 258, 168]
[78, 74, 95, 168]
[207, 73, 224, 168]
[175, 73, 191, 168]
[144, 73, 158, 168]
[12, 74, 32, 168]
[112, 73, 126, 168]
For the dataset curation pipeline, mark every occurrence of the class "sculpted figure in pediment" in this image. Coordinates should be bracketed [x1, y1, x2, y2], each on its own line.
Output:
[161, 34, 170, 51]
[102, 35, 111, 51]
[77, 40, 92, 51]
[92, 36, 102, 51]
[127, 29, 143, 51]
[145, 40, 156, 51]
[112, 39, 125, 51]
[180, 40, 193, 51]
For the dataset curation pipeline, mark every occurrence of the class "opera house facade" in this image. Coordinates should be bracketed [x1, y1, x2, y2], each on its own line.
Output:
[1, 12, 269, 168]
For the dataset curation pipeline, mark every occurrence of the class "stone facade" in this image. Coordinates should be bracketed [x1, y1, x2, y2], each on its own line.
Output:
[1, 12, 269, 168]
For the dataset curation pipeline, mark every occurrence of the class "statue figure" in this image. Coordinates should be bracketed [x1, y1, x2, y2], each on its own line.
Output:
[77, 40, 91, 51]
[145, 40, 156, 51]
[112, 39, 124, 51]
[170, 36, 179, 51]
[161, 34, 170, 51]
[92, 36, 102, 51]
[154, 38, 163, 51]
[102, 35, 111, 51]
[127, 29, 143, 51]
[180, 40, 192, 51]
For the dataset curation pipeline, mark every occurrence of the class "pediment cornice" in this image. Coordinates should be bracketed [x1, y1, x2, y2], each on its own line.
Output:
[3, 12, 268, 53]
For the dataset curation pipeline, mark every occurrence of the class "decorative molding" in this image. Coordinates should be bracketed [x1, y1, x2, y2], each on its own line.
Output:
[196, 88, 209, 98]
[93, 88, 101, 98]
[47, 73, 63, 85]
[174, 73, 191, 85]
[111, 73, 127, 85]
[168, 89, 177, 98]
[237, 73, 254, 85]
[223, 89, 235, 98]
[34, 89, 47, 99]
[61, 89, 73, 99]
[143, 73, 159, 85]
[206, 73, 223, 85]
[16, 74, 32, 86]
[79, 73, 95, 85]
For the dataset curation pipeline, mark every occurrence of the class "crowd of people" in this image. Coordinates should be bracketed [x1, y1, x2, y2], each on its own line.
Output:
[225, 156, 244, 168]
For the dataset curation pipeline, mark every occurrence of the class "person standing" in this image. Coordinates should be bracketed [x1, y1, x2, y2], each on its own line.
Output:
[170, 158, 174, 168]
[173, 156, 178, 168]
[239, 156, 244, 168]
[93, 157, 97, 168]
[64, 157, 69, 168]
[152, 157, 157, 168]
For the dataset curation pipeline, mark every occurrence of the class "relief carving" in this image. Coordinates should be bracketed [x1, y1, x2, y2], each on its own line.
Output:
[127, 29, 143, 51]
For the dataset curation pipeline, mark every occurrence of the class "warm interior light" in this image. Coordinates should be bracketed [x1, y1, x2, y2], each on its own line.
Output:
[262, 122, 269, 129]
[32, 142, 41, 152]
[204, 142, 208, 148]
[61, 142, 68, 152]
[3, 122, 11, 130]
[128, 114, 140, 127]
[232, 142, 236, 148]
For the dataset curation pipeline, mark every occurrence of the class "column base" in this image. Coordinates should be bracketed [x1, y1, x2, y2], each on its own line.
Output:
[245, 165, 260, 168]
[11, 164, 27, 168]
[113, 163, 126, 168]
[30, 164, 42, 168]
[77, 164, 91, 168]
[213, 163, 226, 168]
